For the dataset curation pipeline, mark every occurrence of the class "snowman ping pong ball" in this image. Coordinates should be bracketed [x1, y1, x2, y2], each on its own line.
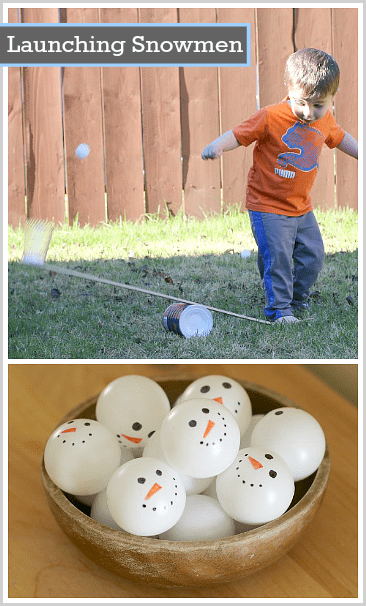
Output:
[177, 375, 252, 437]
[106, 457, 186, 536]
[96, 375, 170, 450]
[216, 446, 295, 525]
[160, 398, 240, 478]
[143, 429, 214, 495]
[250, 407, 326, 481]
[44, 418, 121, 495]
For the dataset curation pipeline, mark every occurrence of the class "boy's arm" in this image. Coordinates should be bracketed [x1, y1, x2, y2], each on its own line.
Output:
[336, 131, 358, 159]
[201, 130, 241, 160]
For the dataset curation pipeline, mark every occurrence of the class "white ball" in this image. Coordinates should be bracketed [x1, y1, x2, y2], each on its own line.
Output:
[44, 418, 121, 495]
[200, 477, 218, 500]
[96, 375, 171, 450]
[240, 414, 265, 448]
[75, 143, 90, 159]
[106, 457, 186, 536]
[143, 429, 214, 495]
[90, 488, 122, 531]
[250, 407, 326, 481]
[159, 495, 235, 541]
[160, 398, 240, 478]
[176, 375, 252, 437]
[240, 250, 251, 258]
[216, 446, 295, 525]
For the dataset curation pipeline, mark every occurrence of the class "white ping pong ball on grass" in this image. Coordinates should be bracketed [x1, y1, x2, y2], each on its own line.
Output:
[250, 407, 326, 481]
[177, 375, 252, 437]
[96, 375, 171, 451]
[160, 398, 240, 478]
[159, 495, 236, 541]
[216, 446, 295, 525]
[44, 418, 121, 495]
[106, 457, 186, 536]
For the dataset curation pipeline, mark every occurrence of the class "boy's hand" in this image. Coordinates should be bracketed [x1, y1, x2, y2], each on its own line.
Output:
[201, 143, 222, 160]
[201, 130, 240, 160]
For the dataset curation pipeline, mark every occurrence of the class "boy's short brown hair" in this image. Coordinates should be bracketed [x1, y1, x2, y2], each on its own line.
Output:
[284, 48, 340, 98]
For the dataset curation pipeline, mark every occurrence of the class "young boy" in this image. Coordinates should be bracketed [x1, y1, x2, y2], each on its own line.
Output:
[201, 48, 358, 324]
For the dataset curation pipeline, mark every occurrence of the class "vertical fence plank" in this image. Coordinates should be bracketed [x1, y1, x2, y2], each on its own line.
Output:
[256, 8, 294, 108]
[20, 8, 65, 223]
[8, 8, 26, 226]
[139, 7, 182, 217]
[293, 7, 335, 210]
[332, 7, 358, 210]
[178, 8, 221, 218]
[99, 8, 145, 222]
[218, 7, 257, 211]
[62, 8, 105, 226]
[7, 7, 358, 225]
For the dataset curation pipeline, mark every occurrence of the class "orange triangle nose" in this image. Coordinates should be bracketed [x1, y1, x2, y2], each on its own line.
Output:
[121, 434, 142, 444]
[203, 419, 215, 438]
[213, 397, 224, 405]
[61, 427, 76, 433]
[248, 456, 263, 470]
[145, 483, 162, 500]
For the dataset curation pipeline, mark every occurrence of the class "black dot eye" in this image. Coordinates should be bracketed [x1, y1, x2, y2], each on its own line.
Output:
[189, 420, 197, 427]
[67, 421, 74, 424]
[200, 386, 210, 393]
[275, 411, 284, 415]
[137, 477, 146, 484]
[222, 382, 232, 389]
[84, 422, 90, 426]
[132, 422, 142, 431]
[269, 470, 277, 478]
[156, 470, 162, 476]
[202, 408, 209, 414]
[148, 431, 155, 438]
[265, 454, 273, 459]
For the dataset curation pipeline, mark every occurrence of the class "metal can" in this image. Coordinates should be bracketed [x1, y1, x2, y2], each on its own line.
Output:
[163, 303, 213, 338]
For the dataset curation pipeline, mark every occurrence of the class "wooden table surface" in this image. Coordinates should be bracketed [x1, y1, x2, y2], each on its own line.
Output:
[8, 363, 358, 599]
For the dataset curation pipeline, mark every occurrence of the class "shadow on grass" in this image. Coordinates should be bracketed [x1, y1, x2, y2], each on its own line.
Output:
[8, 250, 358, 361]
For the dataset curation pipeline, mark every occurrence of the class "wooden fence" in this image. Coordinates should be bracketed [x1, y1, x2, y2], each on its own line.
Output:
[8, 6, 358, 227]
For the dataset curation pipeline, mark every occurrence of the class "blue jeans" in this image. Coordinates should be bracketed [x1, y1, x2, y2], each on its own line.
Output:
[249, 210, 324, 321]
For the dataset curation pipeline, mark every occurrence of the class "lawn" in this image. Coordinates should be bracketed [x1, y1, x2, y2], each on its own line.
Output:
[8, 207, 358, 360]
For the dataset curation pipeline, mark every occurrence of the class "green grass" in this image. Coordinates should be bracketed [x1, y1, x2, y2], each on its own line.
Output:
[8, 207, 358, 360]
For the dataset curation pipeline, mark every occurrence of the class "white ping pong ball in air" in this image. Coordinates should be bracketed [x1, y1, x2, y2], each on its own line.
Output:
[96, 375, 171, 450]
[216, 447, 295, 525]
[106, 457, 186, 536]
[44, 418, 121, 495]
[177, 375, 252, 437]
[142, 429, 214, 495]
[159, 495, 236, 541]
[75, 143, 90, 159]
[160, 398, 240, 478]
[250, 407, 326, 481]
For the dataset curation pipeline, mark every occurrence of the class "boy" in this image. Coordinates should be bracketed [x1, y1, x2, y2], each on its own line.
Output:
[201, 48, 358, 324]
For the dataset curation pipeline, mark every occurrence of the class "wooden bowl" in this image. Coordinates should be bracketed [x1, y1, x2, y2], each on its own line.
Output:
[41, 379, 330, 588]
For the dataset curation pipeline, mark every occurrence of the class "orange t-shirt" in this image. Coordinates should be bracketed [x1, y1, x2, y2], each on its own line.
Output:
[232, 98, 345, 216]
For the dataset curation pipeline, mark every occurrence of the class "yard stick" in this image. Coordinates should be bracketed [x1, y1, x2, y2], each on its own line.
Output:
[21, 219, 310, 326]
[33, 261, 273, 325]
